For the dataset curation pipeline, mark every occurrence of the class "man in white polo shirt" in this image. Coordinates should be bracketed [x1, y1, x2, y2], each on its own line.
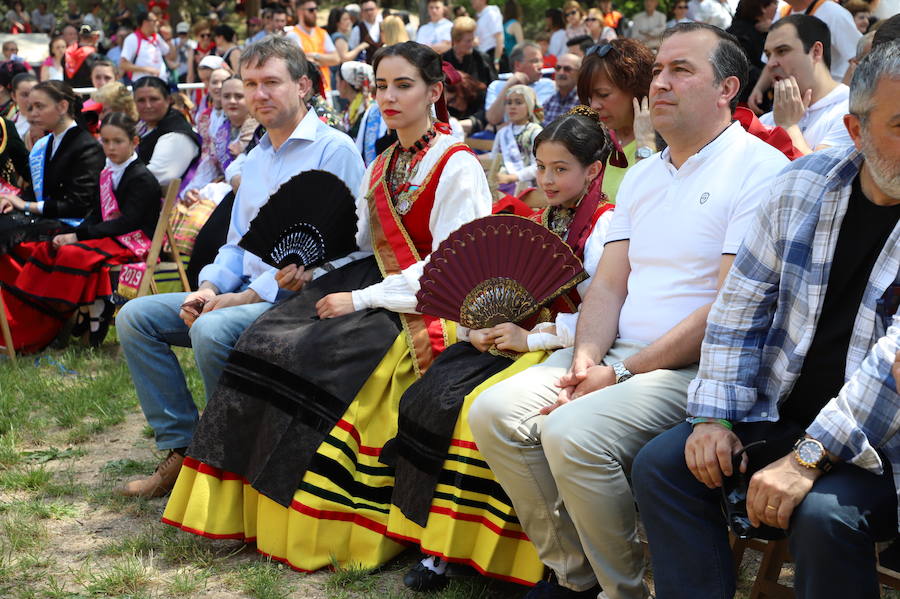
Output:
[760, 14, 852, 154]
[416, 0, 453, 54]
[121, 11, 169, 81]
[472, 0, 503, 70]
[469, 23, 789, 599]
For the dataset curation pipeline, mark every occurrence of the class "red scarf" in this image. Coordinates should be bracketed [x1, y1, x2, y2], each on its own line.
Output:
[64, 44, 95, 79]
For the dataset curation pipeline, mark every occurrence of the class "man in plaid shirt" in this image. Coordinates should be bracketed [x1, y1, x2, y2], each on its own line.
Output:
[634, 41, 900, 599]
[541, 53, 581, 126]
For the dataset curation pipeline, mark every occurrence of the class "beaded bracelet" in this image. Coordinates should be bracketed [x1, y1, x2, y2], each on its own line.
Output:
[688, 417, 733, 430]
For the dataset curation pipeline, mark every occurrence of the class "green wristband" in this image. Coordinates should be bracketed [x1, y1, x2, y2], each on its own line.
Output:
[688, 417, 733, 430]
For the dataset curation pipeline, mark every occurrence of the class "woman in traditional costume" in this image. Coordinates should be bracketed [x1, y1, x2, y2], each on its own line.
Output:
[0, 81, 104, 255]
[180, 68, 231, 195]
[338, 61, 374, 139]
[162, 41, 492, 573]
[174, 76, 258, 256]
[133, 77, 201, 190]
[0, 113, 159, 351]
[389, 106, 617, 591]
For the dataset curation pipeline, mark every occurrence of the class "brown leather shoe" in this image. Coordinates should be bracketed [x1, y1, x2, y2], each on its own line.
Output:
[116, 450, 185, 498]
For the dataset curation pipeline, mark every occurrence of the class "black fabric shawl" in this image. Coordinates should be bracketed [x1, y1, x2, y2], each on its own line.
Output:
[187, 256, 403, 507]
[380, 342, 513, 525]
[1, 117, 30, 184]
[137, 108, 201, 177]
[25, 125, 104, 219]
[74, 159, 161, 241]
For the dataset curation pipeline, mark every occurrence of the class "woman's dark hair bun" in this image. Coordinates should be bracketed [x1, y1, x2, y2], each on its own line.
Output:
[533, 104, 612, 167]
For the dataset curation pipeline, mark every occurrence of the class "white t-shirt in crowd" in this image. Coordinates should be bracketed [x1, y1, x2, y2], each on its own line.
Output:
[416, 18, 453, 47]
[773, 0, 860, 81]
[121, 32, 170, 80]
[760, 83, 852, 150]
[476, 4, 504, 54]
[604, 121, 789, 345]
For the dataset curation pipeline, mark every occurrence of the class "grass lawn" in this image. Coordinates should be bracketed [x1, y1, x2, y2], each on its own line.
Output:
[0, 330, 895, 598]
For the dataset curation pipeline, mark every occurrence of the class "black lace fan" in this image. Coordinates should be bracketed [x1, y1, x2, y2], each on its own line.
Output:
[239, 170, 358, 269]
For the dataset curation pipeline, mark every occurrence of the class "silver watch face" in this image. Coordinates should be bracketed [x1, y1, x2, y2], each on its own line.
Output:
[797, 440, 824, 464]
[636, 147, 653, 159]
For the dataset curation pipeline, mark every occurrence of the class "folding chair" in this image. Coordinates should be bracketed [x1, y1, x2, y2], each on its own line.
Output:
[110, 178, 190, 299]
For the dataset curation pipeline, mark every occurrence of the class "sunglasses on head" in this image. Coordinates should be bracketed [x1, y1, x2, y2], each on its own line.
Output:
[586, 42, 614, 58]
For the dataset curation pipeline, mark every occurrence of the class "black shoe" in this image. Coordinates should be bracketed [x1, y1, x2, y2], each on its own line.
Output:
[70, 309, 89, 338]
[523, 580, 602, 599]
[403, 561, 450, 592]
[88, 301, 115, 348]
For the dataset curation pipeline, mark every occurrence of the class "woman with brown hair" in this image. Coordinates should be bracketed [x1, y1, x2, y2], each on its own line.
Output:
[563, 0, 589, 39]
[575, 38, 655, 202]
[186, 20, 216, 84]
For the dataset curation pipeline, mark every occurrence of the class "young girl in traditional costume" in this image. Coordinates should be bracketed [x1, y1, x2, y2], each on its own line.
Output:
[486, 84, 543, 197]
[162, 41, 492, 573]
[389, 106, 617, 591]
[0, 113, 160, 351]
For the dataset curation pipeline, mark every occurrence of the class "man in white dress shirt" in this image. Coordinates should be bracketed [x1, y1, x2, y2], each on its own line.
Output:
[760, 15, 853, 154]
[416, 0, 453, 54]
[116, 37, 365, 498]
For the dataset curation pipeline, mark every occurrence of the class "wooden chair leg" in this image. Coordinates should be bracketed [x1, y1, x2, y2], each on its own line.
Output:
[0, 292, 16, 362]
[751, 539, 793, 599]
[730, 534, 750, 575]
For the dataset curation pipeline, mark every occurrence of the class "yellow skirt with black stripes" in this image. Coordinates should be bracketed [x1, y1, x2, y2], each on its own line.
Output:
[162, 335, 546, 584]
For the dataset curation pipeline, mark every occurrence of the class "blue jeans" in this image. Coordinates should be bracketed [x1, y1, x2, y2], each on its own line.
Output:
[116, 292, 272, 451]
[632, 422, 898, 599]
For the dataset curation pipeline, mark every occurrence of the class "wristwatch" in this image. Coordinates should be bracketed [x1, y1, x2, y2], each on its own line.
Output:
[611, 361, 633, 384]
[635, 146, 654, 160]
[793, 437, 833, 472]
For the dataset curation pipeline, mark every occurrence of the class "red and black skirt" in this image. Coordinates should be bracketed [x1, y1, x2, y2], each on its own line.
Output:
[0, 238, 137, 352]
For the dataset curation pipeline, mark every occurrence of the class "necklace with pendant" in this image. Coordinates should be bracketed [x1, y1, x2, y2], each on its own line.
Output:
[548, 205, 576, 237]
[390, 127, 436, 215]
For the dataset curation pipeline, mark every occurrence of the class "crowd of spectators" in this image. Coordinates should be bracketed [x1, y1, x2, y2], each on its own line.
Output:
[0, 1, 897, 599]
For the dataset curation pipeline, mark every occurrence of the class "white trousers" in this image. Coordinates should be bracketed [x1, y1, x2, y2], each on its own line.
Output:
[469, 341, 697, 599]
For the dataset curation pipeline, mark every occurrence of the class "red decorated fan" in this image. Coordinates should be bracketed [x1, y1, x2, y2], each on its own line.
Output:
[416, 215, 587, 329]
